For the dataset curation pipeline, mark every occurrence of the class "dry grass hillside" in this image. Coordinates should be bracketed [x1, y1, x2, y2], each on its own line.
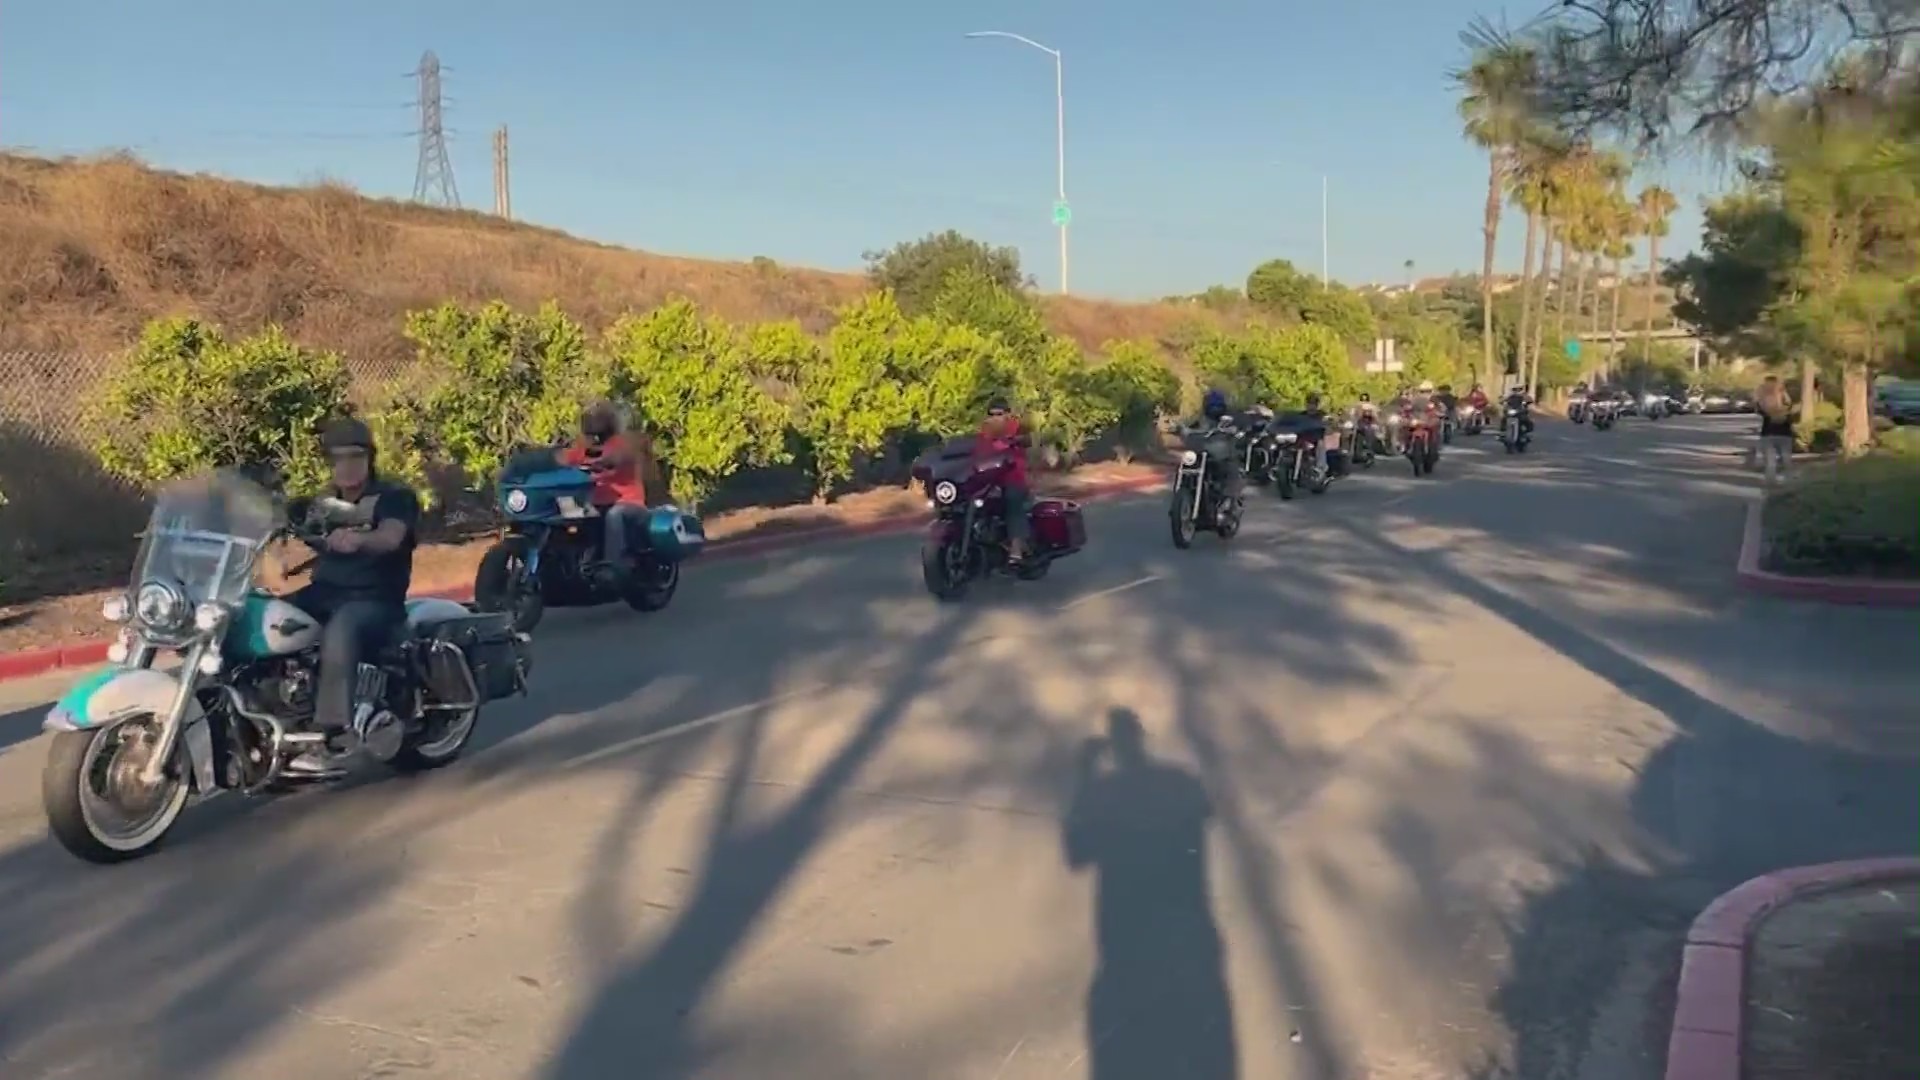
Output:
[0, 151, 1231, 368]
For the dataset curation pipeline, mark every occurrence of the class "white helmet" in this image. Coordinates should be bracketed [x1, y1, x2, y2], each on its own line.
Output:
[1417, 380, 1435, 393]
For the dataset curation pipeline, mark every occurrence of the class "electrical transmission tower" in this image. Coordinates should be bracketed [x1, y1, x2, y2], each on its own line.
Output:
[492, 125, 512, 220]
[411, 50, 460, 208]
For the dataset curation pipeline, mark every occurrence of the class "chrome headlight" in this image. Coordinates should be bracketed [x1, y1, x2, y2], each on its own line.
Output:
[1275, 432, 1298, 443]
[933, 480, 958, 505]
[134, 579, 188, 632]
[1180, 450, 1199, 466]
[504, 488, 530, 513]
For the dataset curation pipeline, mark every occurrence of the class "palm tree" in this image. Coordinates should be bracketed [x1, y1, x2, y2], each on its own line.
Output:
[1404, 258, 1415, 290]
[1603, 199, 1638, 380]
[1636, 184, 1679, 345]
[1508, 130, 1570, 392]
[1452, 42, 1540, 386]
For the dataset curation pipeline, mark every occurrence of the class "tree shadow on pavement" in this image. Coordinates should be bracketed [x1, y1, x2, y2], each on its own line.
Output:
[1062, 707, 1235, 1080]
[1338, 516, 1920, 1080]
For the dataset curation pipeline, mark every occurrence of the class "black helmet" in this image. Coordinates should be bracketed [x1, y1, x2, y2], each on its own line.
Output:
[581, 400, 620, 440]
[319, 414, 373, 452]
[986, 395, 1011, 416]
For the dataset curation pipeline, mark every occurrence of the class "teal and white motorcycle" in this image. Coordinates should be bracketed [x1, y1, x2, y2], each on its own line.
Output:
[42, 469, 533, 864]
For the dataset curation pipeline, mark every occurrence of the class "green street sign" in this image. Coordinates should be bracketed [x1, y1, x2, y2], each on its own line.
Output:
[1052, 201, 1071, 227]
[1566, 338, 1582, 359]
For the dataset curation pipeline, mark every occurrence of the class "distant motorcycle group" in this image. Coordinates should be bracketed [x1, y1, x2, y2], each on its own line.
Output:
[1567, 382, 1698, 432]
[1158, 382, 1533, 548]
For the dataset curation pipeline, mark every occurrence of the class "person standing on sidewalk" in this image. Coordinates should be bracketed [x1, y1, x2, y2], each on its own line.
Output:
[1756, 375, 1795, 484]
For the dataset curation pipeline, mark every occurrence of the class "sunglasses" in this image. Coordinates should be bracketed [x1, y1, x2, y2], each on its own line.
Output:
[327, 448, 370, 463]
[987, 408, 1009, 418]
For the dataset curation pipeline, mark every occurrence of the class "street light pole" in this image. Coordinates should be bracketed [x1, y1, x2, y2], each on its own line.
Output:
[964, 30, 1068, 295]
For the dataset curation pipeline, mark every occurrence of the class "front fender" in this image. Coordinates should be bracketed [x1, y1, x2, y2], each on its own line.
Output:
[45, 667, 217, 793]
[926, 516, 962, 545]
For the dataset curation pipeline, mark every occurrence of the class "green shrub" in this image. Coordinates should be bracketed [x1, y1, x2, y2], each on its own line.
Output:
[601, 300, 790, 507]
[1795, 398, 1844, 453]
[1091, 340, 1182, 451]
[863, 230, 1026, 316]
[90, 317, 351, 492]
[1765, 451, 1920, 577]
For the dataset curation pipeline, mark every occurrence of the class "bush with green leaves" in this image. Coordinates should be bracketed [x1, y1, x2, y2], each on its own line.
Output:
[90, 317, 351, 492]
[863, 230, 1027, 316]
[396, 300, 599, 491]
[1191, 323, 1352, 409]
[600, 300, 792, 507]
[1090, 340, 1182, 448]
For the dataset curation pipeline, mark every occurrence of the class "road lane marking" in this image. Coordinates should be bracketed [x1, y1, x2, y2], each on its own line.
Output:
[1058, 573, 1163, 611]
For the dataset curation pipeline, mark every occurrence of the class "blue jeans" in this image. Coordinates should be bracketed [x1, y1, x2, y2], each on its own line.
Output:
[604, 503, 649, 566]
[288, 587, 404, 733]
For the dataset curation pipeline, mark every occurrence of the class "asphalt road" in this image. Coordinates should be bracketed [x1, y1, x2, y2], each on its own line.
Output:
[0, 416, 1913, 1080]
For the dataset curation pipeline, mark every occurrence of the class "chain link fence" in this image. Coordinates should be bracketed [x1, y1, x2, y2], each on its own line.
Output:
[0, 351, 418, 581]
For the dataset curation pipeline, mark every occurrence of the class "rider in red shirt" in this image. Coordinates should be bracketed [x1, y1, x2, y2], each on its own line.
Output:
[1465, 383, 1491, 412]
[974, 396, 1032, 562]
[555, 401, 664, 583]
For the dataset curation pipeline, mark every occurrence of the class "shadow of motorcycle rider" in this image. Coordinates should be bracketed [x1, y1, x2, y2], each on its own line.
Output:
[282, 414, 422, 776]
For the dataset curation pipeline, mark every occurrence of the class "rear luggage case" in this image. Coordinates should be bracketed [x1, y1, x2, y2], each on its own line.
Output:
[422, 612, 529, 704]
[1031, 499, 1086, 554]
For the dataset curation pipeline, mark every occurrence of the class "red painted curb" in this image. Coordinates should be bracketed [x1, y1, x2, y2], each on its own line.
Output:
[0, 473, 1168, 685]
[1735, 497, 1920, 608]
[1664, 856, 1920, 1080]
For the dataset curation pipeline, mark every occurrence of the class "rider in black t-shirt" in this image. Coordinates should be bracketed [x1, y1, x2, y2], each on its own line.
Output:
[286, 416, 422, 773]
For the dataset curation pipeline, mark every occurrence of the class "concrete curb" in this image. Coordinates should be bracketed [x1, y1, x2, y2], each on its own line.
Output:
[0, 474, 1168, 685]
[1735, 497, 1920, 608]
[1664, 856, 1920, 1080]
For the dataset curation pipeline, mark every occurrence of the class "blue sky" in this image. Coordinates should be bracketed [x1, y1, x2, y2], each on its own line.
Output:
[2, 0, 1720, 300]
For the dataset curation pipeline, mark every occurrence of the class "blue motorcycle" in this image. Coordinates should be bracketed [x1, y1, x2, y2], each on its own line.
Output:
[473, 452, 705, 632]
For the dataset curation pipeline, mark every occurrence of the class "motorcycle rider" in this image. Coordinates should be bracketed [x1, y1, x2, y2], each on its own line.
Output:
[555, 400, 665, 588]
[1196, 388, 1246, 501]
[1503, 385, 1536, 439]
[975, 396, 1032, 563]
[285, 414, 422, 774]
[1465, 382, 1491, 416]
[1300, 392, 1332, 477]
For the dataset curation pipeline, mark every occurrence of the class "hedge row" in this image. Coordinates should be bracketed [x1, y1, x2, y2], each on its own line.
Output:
[1765, 430, 1920, 578]
[85, 271, 1462, 509]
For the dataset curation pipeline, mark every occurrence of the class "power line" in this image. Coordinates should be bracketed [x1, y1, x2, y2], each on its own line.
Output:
[410, 50, 459, 209]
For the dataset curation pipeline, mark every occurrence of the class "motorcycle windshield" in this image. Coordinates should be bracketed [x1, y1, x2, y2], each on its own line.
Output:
[130, 469, 280, 609]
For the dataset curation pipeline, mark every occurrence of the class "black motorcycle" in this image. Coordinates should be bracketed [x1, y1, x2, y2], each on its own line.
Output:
[1591, 400, 1618, 430]
[1271, 415, 1334, 499]
[1169, 425, 1243, 548]
[1340, 416, 1377, 470]
[1238, 409, 1283, 487]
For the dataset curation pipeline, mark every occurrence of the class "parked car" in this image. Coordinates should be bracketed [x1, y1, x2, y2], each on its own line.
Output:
[1878, 383, 1920, 426]
[1701, 392, 1734, 414]
[1732, 392, 1757, 414]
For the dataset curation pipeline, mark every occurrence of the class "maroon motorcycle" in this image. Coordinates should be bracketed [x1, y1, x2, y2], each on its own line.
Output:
[1402, 405, 1442, 477]
[910, 435, 1088, 601]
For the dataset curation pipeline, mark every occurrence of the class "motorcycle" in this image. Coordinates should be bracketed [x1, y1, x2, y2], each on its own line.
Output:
[1273, 416, 1333, 499]
[1500, 407, 1533, 453]
[1457, 402, 1488, 436]
[1341, 416, 1377, 470]
[1591, 400, 1618, 430]
[1168, 424, 1244, 548]
[1440, 402, 1459, 445]
[1641, 391, 1667, 420]
[1567, 394, 1589, 424]
[41, 470, 533, 864]
[1238, 406, 1283, 487]
[912, 435, 1087, 599]
[1403, 409, 1441, 477]
[474, 449, 705, 633]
